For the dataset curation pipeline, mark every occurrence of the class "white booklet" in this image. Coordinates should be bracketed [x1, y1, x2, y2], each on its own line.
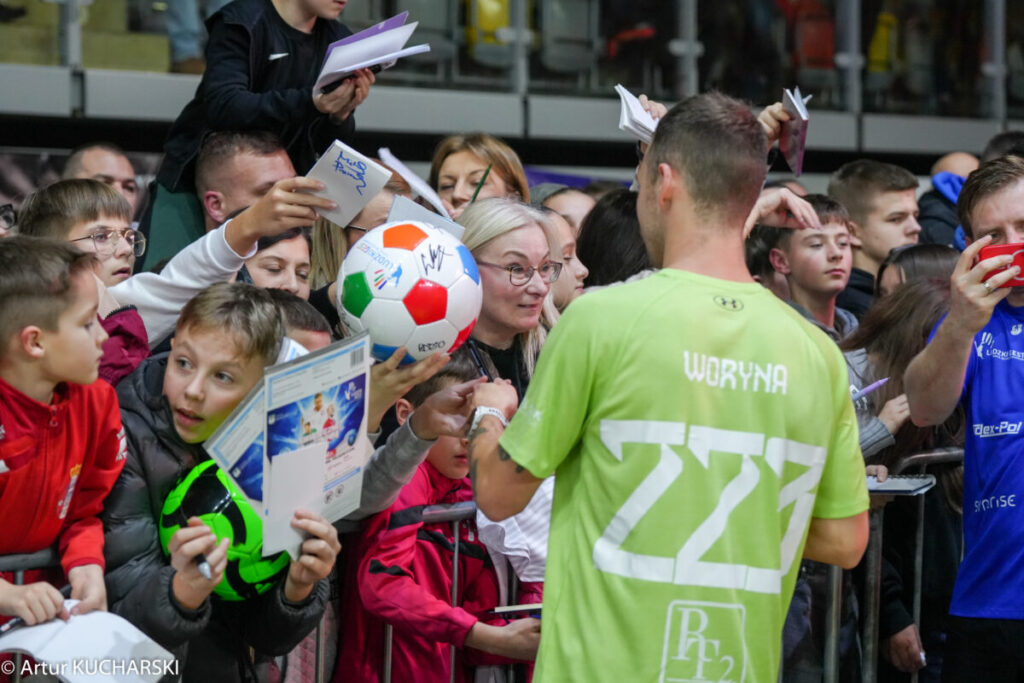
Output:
[0, 600, 174, 683]
[206, 333, 372, 559]
[377, 146, 449, 216]
[314, 12, 430, 92]
[306, 140, 393, 228]
[614, 84, 658, 144]
[780, 86, 812, 176]
[387, 195, 464, 240]
[866, 474, 936, 496]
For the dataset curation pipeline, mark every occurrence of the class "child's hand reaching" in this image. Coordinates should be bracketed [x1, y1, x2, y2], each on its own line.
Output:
[67, 563, 106, 615]
[169, 518, 229, 610]
[0, 579, 69, 626]
[368, 349, 450, 432]
[225, 176, 338, 255]
[465, 618, 541, 660]
[284, 509, 341, 603]
[409, 377, 487, 441]
[757, 102, 792, 146]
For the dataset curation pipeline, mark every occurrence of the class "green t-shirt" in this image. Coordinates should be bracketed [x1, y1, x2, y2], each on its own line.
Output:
[500, 269, 868, 682]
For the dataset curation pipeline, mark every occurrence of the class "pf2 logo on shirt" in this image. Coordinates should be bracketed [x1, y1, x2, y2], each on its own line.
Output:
[660, 601, 746, 682]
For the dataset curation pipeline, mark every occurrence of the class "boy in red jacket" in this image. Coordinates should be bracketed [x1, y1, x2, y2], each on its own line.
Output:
[0, 237, 126, 626]
[335, 351, 540, 683]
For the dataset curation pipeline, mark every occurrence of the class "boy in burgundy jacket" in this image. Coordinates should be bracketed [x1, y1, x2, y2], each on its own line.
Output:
[335, 352, 539, 683]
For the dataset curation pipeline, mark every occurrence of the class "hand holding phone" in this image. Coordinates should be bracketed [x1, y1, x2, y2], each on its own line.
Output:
[978, 242, 1024, 288]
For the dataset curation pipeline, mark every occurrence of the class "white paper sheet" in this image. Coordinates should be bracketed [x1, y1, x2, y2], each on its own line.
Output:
[0, 600, 175, 683]
[306, 140, 393, 228]
[387, 195, 464, 239]
[377, 146, 449, 216]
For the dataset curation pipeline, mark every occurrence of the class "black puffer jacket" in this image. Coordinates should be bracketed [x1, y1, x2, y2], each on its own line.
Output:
[156, 0, 355, 192]
[103, 355, 328, 682]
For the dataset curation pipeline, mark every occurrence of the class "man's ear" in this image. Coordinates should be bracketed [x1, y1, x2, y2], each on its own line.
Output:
[394, 398, 414, 426]
[203, 190, 227, 225]
[769, 247, 791, 276]
[656, 162, 676, 209]
[19, 326, 45, 360]
[846, 220, 864, 248]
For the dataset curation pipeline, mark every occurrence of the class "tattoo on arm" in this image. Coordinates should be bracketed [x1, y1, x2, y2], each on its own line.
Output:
[498, 444, 524, 474]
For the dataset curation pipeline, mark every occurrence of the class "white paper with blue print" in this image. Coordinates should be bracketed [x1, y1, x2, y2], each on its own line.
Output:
[306, 140, 392, 228]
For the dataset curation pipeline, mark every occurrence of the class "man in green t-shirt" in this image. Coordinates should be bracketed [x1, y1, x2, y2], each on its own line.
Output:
[466, 92, 869, 682]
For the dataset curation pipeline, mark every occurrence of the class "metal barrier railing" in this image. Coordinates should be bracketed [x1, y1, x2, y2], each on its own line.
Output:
[820, 447, 963, 683]
[0, 547, 62, 683]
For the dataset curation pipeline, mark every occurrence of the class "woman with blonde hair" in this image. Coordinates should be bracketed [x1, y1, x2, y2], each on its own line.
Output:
[458, 197, 559, 394]
[430, 133, 530, 220]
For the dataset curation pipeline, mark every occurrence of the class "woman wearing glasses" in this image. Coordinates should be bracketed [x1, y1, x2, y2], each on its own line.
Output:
[458, 197, 558, 623]
[458, 198, 561, 401]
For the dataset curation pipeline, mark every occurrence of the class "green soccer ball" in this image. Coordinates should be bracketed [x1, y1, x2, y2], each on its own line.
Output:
[159, 460, 289, 601]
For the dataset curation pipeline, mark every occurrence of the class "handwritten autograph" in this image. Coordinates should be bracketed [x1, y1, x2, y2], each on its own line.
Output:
[334, 150, 368, 195]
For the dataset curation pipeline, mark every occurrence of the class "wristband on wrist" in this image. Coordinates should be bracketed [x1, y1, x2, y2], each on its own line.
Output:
[470, 406, 508, 435]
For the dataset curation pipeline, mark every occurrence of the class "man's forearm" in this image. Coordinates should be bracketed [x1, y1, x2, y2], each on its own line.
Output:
[905, 321, 972, 427]
[467, 416, 540, 521]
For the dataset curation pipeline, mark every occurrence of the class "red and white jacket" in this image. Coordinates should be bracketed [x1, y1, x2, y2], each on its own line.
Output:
[0, 376, 126, 596]
[334, 461, 514, 683]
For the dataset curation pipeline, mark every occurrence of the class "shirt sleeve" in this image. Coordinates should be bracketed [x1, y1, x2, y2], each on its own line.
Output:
[110, 221, 251, 348]
[59, 383, 127, 573]
[812, 345, 870, 520]
[499, 299, 599, 478]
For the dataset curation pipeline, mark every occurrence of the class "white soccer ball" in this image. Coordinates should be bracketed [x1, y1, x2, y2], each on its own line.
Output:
[337, 220, 482, 364]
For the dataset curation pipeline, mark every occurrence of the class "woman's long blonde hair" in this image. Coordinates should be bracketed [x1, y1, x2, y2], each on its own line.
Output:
[458, 198, 559, 377]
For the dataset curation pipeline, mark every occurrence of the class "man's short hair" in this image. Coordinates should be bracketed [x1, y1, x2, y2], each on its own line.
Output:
[981, 130, 1024, 163]
[0, 236, 96, 357]
[265, 288, 331, 335]
[645, 92, 768, 223]
[195, 131, 286, 196]
[827, 160, 918, 227]
[18, 179, 133, 241]
[62, 142, 129, 180]
[176, 282, 285, 366]
[774, 194, 851, 250]
[957, 155, 1024, 240]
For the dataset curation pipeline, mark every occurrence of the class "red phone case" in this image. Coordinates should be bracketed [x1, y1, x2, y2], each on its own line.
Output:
[979, 243, 1024, 288]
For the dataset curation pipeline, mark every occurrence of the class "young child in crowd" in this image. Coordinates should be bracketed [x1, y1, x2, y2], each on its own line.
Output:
[102, 282, 477, 681]
[336, 350, 540, 683]
[0, 237, 125, 628]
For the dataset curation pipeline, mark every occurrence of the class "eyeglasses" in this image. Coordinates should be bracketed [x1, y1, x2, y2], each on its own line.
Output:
[477, 260, 562, 286]
[70, 227, 147, 258]
[0, 204, 15, 235]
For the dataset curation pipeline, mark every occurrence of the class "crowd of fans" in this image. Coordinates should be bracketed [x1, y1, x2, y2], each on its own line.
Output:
[3, 1, 1024, 682]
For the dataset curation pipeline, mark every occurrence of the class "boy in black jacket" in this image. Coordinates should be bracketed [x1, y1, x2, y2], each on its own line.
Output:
[141, 0, 376, 270]
[102, 283, 340, 682]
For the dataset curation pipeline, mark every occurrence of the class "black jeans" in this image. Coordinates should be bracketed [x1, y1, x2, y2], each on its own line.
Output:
[942, 615, 1024, 682]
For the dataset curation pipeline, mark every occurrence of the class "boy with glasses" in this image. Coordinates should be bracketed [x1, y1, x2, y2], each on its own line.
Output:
[17, 176, 336, 382]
